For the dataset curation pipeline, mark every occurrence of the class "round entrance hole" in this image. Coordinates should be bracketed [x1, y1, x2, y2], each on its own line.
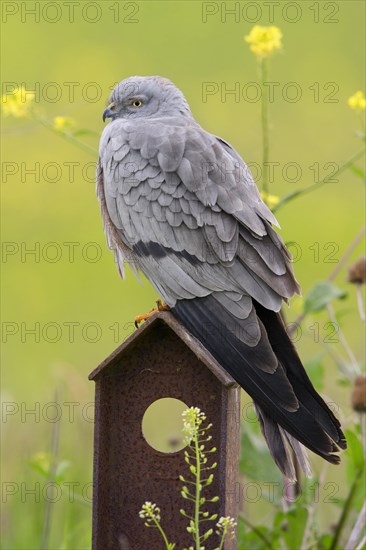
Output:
[142, 398, 188, 453]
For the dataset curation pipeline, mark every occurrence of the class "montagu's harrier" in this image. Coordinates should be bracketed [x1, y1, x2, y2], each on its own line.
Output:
[97, 76, 346, 479]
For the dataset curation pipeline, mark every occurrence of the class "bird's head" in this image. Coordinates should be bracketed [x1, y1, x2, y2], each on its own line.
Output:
[103, 76, 192, 122]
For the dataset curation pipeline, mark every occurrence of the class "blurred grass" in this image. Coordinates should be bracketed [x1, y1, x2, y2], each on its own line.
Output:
[1, 1, 365, 548]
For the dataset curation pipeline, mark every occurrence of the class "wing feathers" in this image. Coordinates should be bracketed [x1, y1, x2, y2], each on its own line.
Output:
[98, 111, 345, 477]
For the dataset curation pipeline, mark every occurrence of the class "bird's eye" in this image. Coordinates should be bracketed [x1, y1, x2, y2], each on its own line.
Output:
[132, 100, 143, 108]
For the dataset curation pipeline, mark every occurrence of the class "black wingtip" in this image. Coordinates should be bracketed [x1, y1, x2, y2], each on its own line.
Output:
[172, 295, 347, 470]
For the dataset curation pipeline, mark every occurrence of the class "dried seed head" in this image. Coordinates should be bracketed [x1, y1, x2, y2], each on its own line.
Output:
[351, 375, 366, 412]
[348, 257, 366, 285]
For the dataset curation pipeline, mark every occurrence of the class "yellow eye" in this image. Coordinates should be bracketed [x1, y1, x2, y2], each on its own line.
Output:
[132, 100, 143, 107]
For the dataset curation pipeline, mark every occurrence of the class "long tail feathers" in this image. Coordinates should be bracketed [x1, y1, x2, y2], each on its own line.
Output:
[255, 404, 312, 480]
[172, 295, 346, 479]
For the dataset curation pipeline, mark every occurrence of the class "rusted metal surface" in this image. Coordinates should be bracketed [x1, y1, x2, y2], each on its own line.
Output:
[90, 312, 240, 550]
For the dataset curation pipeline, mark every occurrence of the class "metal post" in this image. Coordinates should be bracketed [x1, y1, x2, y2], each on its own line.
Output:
[89, 312, 240, 549]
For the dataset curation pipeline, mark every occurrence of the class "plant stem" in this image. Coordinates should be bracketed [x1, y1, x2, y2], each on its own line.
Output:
[301, 463, 329, 549]
[153, 517, 173, 550]
[361, 413, 366, 461]
[356, 284, 366, 324]
[356, 533, 366, 550]
[273, 147, 365, 213]
[217, 525, 227, 550]
[261, 58, 270, 196]
[329, 468, 363, 550]
[239, 515, 274, 549]
[33, 113, 98, 156]
[345, 500, 366, 550]
[194, 430, 201, 549]
[323, 343, 355, 381]
[326, 304, 360, 375]
[327, 224, 366, 283]
[40, 389, 61, 550]
[289, 223, 366, 336]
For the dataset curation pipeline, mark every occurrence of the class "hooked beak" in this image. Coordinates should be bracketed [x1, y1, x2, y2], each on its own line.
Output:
[102, 102, 116, 122]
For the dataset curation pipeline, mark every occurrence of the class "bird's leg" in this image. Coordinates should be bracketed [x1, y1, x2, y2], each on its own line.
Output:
[134, 299, 170, 328]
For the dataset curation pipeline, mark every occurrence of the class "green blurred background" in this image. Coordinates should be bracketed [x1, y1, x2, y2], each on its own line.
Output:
[1, 1, 365, 548]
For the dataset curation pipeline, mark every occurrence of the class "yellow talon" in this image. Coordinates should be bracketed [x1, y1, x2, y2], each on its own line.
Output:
[134, 300, 170, 328]
[156, 299, 170, 312]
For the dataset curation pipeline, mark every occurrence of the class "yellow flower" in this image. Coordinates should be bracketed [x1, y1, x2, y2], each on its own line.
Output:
[260, 191, 280, 209]
[53, 116, 75, 132]
[348, 91, 366, 111]
[244, 25, 283, 59]
[1, 86, 35, 117]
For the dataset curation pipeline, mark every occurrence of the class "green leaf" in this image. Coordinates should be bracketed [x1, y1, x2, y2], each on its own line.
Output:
[303, 281, 347, 314]
[318, 533, 335, 549]
[345, 428, 364, 478]
[349, 164, 365, 179]
[237, 517, 246, 545]
[237, 518, 274, 550]
[281, 507, 308, 550]
[55, 460, 71, 483]
[29, 452, 52, 477]
[345, 428, 366, 510]
[353, 469, 366, 510]
[304, 354, 325, 390]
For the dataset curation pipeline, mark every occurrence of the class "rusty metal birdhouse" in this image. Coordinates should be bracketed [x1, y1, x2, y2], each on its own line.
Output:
[89, 311, 240, 549]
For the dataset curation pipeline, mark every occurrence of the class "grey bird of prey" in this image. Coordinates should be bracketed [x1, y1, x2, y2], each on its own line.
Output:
[97, 75, 346, 479]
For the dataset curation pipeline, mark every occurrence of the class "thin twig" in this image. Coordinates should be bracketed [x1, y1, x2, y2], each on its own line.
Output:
[327, 304, 360, 375]
[301, 463, 329, 550]
[289, 224, 366, 336]
[40, 389, 61, 550]
[356, 285, 366, 324]
[239, 514, 274, 550]
[323, 342, 355, 381]
[329, 469, 363, 550]
[362, 413, 366, 459]
[273, 148, 365, 213]
[34, 113, 98, 156]
[260, 58, 269, 196]
[356, 533, 366, 550]
[345, 501, 366, 550]
[327, 225, 366, 283]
